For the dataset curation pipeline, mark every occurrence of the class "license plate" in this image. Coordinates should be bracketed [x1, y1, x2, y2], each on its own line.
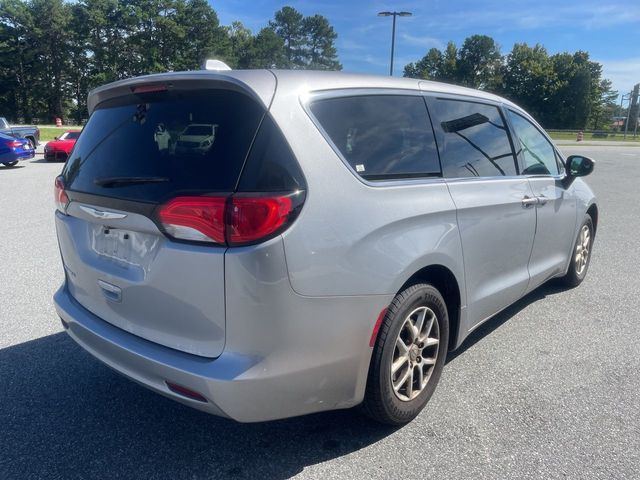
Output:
[91, 226, 133, 267]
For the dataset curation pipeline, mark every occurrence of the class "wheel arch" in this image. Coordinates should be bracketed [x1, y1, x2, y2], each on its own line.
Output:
[587, 203, 598, 234]
[398, 264, 462, 352]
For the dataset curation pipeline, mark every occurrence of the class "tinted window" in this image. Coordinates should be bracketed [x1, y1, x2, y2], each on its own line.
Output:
[430, 99, 517, 178]
[507, 110, 559, 175]
[310, 95, 440, 181]
[63, 90, 265, 202]
[238, 115, 306, 192]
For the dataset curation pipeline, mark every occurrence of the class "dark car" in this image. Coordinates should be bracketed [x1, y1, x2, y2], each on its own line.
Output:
[0, 117, 40, 148]
[0, 132, 35, 167]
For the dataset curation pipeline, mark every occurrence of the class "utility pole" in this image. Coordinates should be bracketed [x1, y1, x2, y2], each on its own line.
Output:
[629, 83, 639, 138]
[378, 11, 412, 76]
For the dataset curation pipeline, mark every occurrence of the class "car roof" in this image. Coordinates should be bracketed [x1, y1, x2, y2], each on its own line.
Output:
[87, 69, 523, 114]
[269, 70, 518, 107]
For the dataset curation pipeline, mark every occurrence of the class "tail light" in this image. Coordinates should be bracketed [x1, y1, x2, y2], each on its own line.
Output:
[9, 140, 23, 148]
[54, 176, 69, 214]
[158, 196, 226, 244]
[157, 192, 304, 247]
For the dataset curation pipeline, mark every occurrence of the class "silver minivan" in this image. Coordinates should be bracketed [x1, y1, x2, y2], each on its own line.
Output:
[53, 70, 597, 425]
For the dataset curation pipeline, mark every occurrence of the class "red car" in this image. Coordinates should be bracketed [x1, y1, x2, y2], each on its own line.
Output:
[44, 130, 81, 162]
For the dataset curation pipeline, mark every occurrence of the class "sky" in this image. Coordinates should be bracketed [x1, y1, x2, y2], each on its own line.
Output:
[213, 0, 640, 98]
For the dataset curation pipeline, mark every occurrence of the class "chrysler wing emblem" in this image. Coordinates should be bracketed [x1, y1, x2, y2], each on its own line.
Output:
[79, 205, 128, 220]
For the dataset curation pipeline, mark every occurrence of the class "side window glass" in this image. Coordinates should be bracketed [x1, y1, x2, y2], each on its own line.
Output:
[429, 98, 517, 178]
[309, 95, 441, 181]
[507, 110, 559, 176]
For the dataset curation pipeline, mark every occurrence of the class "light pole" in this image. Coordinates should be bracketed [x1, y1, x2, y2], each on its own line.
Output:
[378, 11, 412, 76]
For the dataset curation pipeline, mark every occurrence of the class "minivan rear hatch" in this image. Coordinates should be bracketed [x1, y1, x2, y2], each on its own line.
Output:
[56, 74, 274, 358]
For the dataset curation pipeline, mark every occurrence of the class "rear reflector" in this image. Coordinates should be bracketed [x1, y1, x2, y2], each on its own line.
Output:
[369, 308, 388, 347]
[54, 176, 69, 214]
[157, 193, 301, 247]
[165, 381, 208, 402]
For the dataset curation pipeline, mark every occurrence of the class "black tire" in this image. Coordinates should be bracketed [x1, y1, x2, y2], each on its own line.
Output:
[362, 283, 449, 425]
[559, 215, 594, 288]
[4, 161, 18, 167]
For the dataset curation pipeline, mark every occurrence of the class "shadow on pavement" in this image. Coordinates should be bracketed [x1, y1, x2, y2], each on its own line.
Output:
[0, 333, 396, 479]
[1, 281, 568, 479]
[447, 280, 567, 364]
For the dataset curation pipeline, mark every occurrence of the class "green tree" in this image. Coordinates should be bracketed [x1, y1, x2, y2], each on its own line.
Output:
[248, 27, 286, 68]
[0, 0, 37, 121]
[500, 43, 557, 123]
[302, 14, 341, 70]
[227, 21, 254, 68]
[269, 6, 304, 68]
[457, 34, 502, 89]
[403, 48, 443, 80]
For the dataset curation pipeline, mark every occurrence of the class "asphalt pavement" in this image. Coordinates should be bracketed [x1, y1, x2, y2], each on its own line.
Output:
[1, 146, 639, 479]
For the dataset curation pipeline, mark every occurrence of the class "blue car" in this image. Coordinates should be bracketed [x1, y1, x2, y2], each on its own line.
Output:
[0, 132, 35, 167]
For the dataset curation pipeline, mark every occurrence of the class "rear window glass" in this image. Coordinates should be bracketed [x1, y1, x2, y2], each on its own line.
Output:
[63, 90, 265, 202]
[429, 99, 517, 178]
[309, 95, 441, 181]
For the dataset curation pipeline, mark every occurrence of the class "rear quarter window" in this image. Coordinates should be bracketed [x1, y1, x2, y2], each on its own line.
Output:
[309, 95, 441, 181]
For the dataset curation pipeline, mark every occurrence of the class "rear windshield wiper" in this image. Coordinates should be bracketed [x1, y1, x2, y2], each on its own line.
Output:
[94, 176, 170, 188]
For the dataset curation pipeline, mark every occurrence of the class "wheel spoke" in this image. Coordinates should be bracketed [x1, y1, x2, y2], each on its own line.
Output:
[413, 308, 426, 337]
[396, 336, 409, 355]
[405, 367, 414, 399]
[423, 337, 439, 348]
[415, 364, 425, 389]
[422, 312, 435, 340]
[422, 356, 436, 366]
[393, 367, 411, 393]
[392, 355, 409, 375]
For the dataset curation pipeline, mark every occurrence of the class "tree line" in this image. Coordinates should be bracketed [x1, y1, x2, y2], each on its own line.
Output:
[403, 35, 618, 130]
[0, 1, 340, 123]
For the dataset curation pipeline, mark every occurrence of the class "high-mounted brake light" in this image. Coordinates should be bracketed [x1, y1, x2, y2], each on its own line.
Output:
[131, 84, 168, 94]
[54, 176, 69, 214]
[157, 193, 301, 246]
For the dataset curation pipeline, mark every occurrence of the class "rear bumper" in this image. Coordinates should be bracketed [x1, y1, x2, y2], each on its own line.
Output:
[1, 149, 33, 163]
[54, 279, 391, 422]
[45, 150, 68, 162]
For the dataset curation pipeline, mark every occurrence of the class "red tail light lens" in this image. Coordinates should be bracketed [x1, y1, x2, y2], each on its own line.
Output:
[158, 196, 227, 244]
[54, 176, 69, 214]
[228, 196, 293, 245]
[157, 193, 301, 246]
[9, 140, 23, 148]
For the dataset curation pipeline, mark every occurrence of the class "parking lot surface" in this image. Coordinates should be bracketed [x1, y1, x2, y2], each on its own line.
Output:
[1, 146, 639, 479]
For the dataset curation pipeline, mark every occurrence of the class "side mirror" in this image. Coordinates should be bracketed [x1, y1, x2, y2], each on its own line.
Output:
[566, 155, 594, 177]
[563, 155, 594, 188]
[54, 136, 58, 140]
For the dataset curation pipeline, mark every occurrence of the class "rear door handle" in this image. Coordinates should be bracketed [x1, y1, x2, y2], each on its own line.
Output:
[521, 196, 539, 208]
